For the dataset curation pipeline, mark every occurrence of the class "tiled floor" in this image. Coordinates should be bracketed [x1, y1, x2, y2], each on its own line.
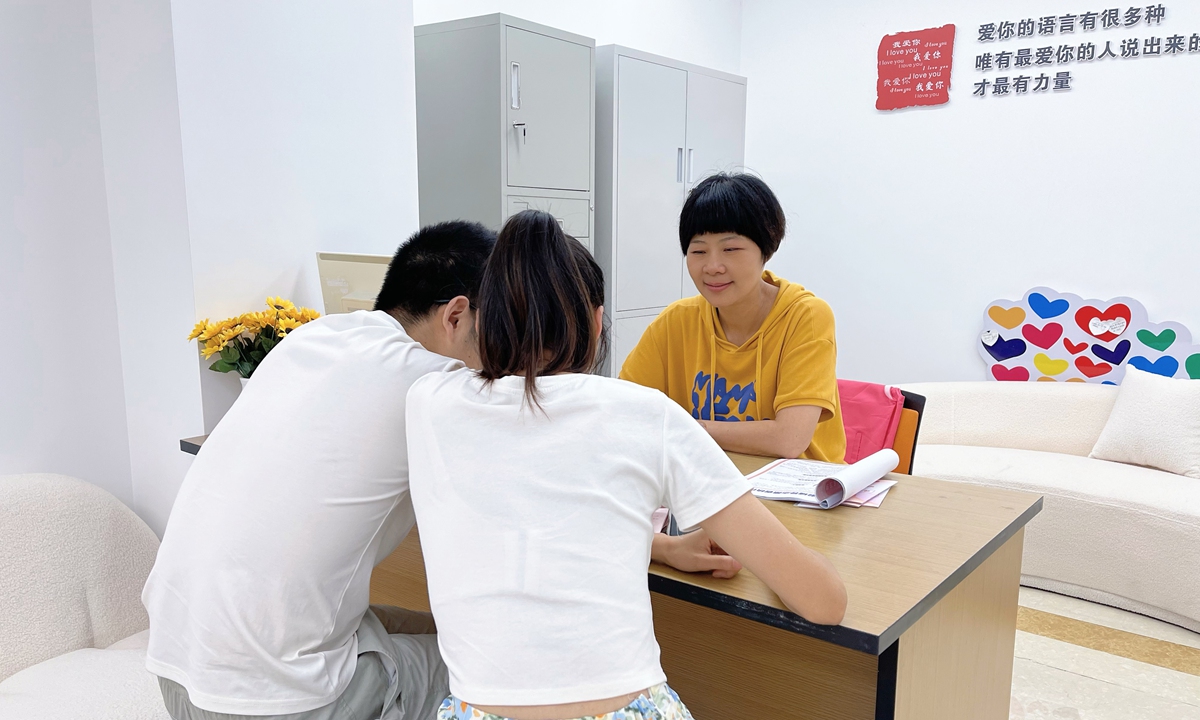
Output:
[1010, 588, 1200, 719]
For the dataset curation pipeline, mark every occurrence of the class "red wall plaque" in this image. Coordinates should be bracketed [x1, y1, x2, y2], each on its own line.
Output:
[877, 25, 956, 111]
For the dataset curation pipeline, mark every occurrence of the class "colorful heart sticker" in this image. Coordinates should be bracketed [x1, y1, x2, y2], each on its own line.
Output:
[988, 305, 1026, 330]
[1075, 356, 1112, 378]
[1029, 292, 1070, 319]
[1063, 338, 1088, 355]
[983, 335, 1027, 362]
[1187, 354, 1200, 379]
[1137, 328, 1176, 352]
[982, 289, 1199, 384]
[1022, 322, 1063, 350]
[992, 364, 1030, 381]
[1091, 340, 1131, 366]
[1033, 353, 1069, 376]
[1076, 304, 1131, 342]
[1129, 355, 1179, 377]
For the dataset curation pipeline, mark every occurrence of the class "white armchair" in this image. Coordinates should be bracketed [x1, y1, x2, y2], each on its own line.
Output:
[0, 473, 168, 719]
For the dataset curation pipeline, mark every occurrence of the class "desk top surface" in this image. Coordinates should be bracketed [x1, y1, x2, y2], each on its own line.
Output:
[649, 453, 1042, 654]
[182, 435, 1041, 655]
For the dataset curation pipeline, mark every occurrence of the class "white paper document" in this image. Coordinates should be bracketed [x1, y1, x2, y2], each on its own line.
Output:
[746, 449, 900, 509]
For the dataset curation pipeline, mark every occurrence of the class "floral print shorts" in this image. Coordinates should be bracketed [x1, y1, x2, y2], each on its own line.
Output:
[436, 683, 695, 720]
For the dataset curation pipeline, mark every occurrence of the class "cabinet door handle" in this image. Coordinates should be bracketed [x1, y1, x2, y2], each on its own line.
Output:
[676, 148, 684, 183]
[687, 148, 694, 183]
[510, 62, 521, 109]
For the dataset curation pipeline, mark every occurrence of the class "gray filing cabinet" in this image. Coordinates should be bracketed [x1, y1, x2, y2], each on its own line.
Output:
[415, 14, 595, 247]
[595, 46, 747, 375]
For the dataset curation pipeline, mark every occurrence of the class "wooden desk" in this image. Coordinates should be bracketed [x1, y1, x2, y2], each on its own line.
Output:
[182, 438, 1040, 719]
[370, 454, 1041, 720]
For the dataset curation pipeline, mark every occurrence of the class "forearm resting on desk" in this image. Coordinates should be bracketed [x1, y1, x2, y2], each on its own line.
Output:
[701, 492, 848, 626]
[701, 405, 822, 459]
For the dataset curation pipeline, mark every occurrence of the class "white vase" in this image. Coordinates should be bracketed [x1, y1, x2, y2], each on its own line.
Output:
[239, 376, 250, 390]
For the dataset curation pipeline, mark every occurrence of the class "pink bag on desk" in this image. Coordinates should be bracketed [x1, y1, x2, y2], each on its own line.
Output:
[837, 379, 904, 464]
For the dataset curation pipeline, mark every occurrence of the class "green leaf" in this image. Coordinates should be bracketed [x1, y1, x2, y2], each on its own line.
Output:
[237, 361, 254, 378]
[209, 359, 237, 373]
[220, 345, 239, 362]
[249, 350, 265, 363]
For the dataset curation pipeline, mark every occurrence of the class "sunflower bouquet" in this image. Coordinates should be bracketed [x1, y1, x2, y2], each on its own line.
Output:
[188, 297, 321, 379]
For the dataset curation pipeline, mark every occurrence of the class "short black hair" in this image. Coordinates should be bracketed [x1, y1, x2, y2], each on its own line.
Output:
[373, 221, 497, 323]
[678, 172, 786, 260]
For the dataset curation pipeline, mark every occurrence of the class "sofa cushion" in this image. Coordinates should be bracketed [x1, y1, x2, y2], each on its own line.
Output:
[901, 381, 1118, 457]
[0, 645, 168, 720]
[1090, 365, 1200, 480]
[915, 444, 1200, 629]
[0, 475, 160, 681]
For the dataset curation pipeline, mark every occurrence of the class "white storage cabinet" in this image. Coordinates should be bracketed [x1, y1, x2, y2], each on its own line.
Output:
[415, 14, 595, 247]
[595, 46, 747, 375]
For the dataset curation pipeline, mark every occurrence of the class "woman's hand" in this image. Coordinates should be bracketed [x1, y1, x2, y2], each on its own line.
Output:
[650, 529, 743, 579]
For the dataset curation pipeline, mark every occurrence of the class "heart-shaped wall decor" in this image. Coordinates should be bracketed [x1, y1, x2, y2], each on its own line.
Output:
[1137, 329, 1177, 352]
[988, 306, 1026, 330]
[1063, 338, 1088, 355]
[1076, 304, 1131, 342]
[983, 335, 1027, 362]
[1033, 353, 1069, 376]
[1187, 354, 1200, 379]
[1029, 292, 1070, 319]
[1091, 340, 1131, 366]
[1022, 323, 1063, 349]
[1075, 356, 1113, 377]
[992, 365, 1030, 381]
[1129, 355, 1180, 377]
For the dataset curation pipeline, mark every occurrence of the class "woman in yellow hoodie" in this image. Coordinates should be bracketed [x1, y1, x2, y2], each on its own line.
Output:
[620, 173, 846, 462]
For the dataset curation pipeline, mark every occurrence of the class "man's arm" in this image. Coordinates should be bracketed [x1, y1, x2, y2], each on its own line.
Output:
[700, 404, 823, 458]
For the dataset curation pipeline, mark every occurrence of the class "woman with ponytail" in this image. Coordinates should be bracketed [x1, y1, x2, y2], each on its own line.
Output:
[406, 210, 846, 720]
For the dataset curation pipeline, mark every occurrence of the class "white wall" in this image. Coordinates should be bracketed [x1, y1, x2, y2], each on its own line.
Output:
[414, 0, 744, 74]
[0, 0, 134, 505]
[741, 0, 1200, 384]
[2, 0, 422, 536]
[91, 0, 204, 536]
[171, 0, 424, 432]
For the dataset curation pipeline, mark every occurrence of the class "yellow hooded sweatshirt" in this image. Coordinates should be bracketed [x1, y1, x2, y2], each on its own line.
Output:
[620, 271, 846, 463]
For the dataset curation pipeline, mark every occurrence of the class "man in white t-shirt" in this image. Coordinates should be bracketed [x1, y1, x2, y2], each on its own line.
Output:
[144, 222, 743, 720]
[144, 222, 495, 720]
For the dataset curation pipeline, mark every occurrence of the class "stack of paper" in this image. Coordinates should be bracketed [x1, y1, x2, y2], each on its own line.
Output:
[746, 449, 900, 510]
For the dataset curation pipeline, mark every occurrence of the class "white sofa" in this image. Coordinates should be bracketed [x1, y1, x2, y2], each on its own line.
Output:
[0, 474, 168, 720]
[902, 381, 1200, 633]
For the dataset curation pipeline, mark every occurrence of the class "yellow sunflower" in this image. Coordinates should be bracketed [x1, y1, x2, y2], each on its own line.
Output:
[187, 319, 210, 341]
[200, 337, 227, 358]
[266, 296, 296, 312]
[218, 324, 246, 343]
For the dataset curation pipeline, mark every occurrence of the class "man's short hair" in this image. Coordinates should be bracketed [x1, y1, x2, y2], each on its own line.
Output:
[678, 172, 786, 261]
[374, 221, 497, 323]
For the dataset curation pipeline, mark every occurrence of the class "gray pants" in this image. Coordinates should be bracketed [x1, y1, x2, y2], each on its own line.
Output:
[158, 628, 448, 720]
